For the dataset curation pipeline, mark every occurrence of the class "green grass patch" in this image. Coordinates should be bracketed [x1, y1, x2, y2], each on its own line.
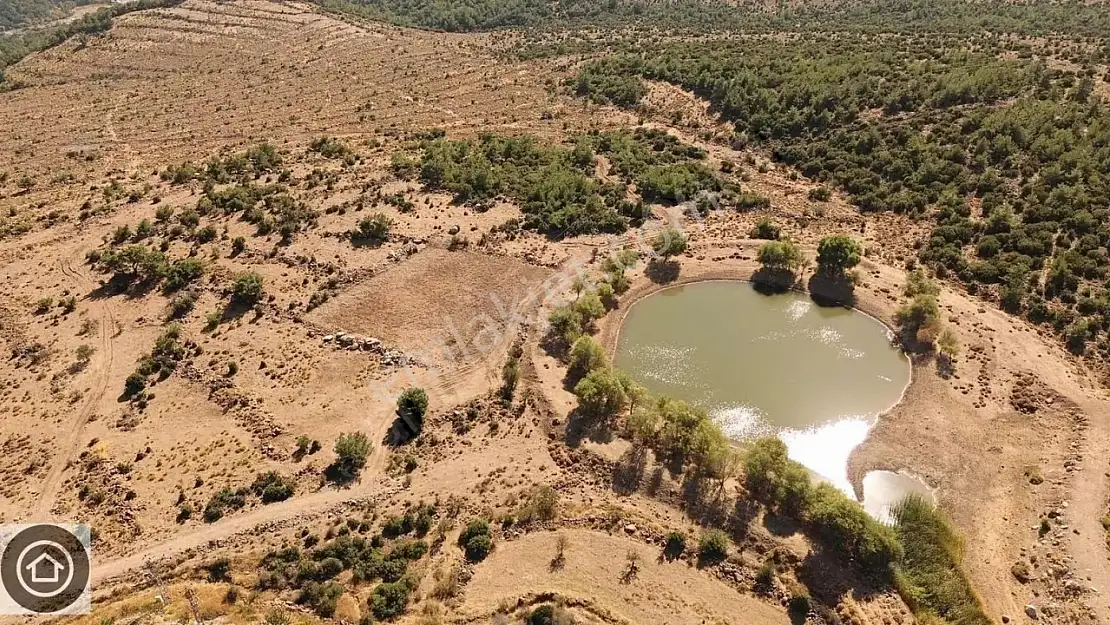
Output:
[891, 495, 990, 625]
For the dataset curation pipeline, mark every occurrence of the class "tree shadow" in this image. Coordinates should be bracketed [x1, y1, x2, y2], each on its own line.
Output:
[762, 509, 805, 538]
[221, 299, 257, 322]
[612, 445, 649, 495]
[564, 407, 615, 448]
[645, 259, 680, 284]
[350, 236, 387, 249]
[796, 548, 892, 605]
[645, 465, 665, 497]
[382, 413, 421, 448]
[89, 274, 160, 300]
[322, 463, 359, 488]
[539, 332, 571, 362]
[680, 472, 731, 529]
[935, 352, 956, 379]
[751, 267, 798, 294]
[807, 272, 856, 307]
[789, 604, 809, 625]
[729, 498, 760, 538]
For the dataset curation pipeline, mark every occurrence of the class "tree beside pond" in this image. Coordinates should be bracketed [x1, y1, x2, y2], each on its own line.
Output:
[652, 226, 688, 261]
[755, 240, 806, 291]
[573, 368, 627, 419]
[816, 235, 862, 277]
[897, 294, 942, 345]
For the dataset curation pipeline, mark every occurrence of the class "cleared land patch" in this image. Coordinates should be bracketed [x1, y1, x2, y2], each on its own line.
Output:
[311, 248, 552, 367]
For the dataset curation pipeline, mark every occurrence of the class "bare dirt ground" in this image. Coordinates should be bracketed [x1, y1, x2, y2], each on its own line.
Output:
[0, 2, 1108, 624]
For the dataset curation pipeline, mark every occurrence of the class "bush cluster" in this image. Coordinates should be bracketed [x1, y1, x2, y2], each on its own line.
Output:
[258, 530, 429, 620]
[458, 518, 493, 562]
[743, 438, 902, 575]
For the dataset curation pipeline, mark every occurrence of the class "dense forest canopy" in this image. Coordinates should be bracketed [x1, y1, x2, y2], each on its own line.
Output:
[317, 0, 1110, 37]
[575, 35, 1110, 359]
[0, 0, 96, 32]
[407, 128, 729, 237]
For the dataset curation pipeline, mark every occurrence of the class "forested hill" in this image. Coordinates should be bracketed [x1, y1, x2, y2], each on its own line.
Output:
[0, 0, 96, 31]
[316, 0, 1110, 37]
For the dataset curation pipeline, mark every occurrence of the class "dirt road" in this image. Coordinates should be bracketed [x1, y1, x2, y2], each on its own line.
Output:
[35, 249, 117, 520]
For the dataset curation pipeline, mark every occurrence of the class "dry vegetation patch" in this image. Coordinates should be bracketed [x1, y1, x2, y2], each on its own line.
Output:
[310, 248, 552, 366]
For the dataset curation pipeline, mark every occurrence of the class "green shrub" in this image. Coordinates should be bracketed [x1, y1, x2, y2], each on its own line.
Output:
[299, 581, 343, 618]
[203, 486, 248, 522]
[757, 240, 804, 273]
[329, 432, 372, 483]
[309, 136, 352, 159]
[251, 471, 295, 503]
[231, 271, 264, 305]
[464, 533, 493, 562]
[369, 581, 410, 620]
[529, 604, 556, 625]
[396, 387, 429, 434]
[816, 235, 863, 276]
[698, 529, 729, 564]
[651, 226, 688, 260]
[897, 294, 942, 344]
[459, 518, 493, 562]
[168, 290, 198, 319]
[663, 531, 687, 559]
[354, 213, 392, 242]
[750, 217, 781, 240]
[567, 335, 608, 380]
[547, 305, 583, 346]
[123, 372, 146, 398]
[164, 258, 204, 292]
[207, 557, 232, 582]
[892, 495, 989, 625]
[788, 592, 812, 619]
[574, 368, 627, 418]
[388, 539, 428, 561]
[807, 483, 902, 573]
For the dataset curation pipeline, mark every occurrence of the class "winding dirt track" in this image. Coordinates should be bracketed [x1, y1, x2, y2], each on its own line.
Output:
[35, 249, 117, 520]
[92, 479, 399, 584]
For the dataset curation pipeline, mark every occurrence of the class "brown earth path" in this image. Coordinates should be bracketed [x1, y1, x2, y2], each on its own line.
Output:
[90, 479, 401, 586]
[33, 245, 119, 521]
[1067, 400, 1110, 617]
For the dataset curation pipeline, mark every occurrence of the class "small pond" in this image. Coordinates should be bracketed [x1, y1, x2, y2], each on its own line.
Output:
[614, 281, 930, 517]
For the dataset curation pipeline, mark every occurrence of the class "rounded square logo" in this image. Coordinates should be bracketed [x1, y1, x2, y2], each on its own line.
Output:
[0, 524, 91, 615]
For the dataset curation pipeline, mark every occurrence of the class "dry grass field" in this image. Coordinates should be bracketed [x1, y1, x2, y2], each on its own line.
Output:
[0, 1, 1108, 625]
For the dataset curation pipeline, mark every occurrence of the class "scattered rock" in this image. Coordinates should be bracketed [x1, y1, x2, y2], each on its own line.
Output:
[1011, 561, 1031, 583]
[1024, 605, 1038, 620]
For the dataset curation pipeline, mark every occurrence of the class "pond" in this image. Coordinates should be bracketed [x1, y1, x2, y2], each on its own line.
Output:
[614, 281, 929, 516]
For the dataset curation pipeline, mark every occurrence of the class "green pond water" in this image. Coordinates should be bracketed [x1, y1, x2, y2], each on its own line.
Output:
[614, 281, 930, 512]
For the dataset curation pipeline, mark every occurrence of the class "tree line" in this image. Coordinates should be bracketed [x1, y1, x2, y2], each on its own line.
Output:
[315, 0, 1110, 39]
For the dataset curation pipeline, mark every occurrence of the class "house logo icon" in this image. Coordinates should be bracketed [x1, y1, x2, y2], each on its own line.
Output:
[0, 524, 90, 615]
[15, 540, 75, 598]
[25, 551, 66, 585]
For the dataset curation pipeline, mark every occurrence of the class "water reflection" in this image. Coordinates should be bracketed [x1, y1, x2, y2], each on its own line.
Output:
[615, 281, 931, 515]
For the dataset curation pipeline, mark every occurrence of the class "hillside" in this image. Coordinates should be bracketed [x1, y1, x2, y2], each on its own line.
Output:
[0, 1, 1108, 624]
